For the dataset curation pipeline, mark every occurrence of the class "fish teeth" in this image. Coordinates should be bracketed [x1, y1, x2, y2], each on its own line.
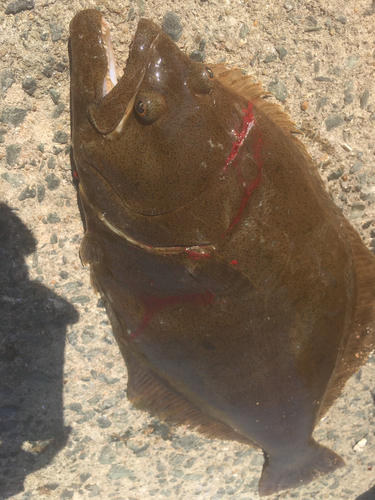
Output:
[100, 17, 117, 96]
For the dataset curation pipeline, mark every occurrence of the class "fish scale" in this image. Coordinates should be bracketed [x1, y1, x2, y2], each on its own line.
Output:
[70, 9, 375, 497]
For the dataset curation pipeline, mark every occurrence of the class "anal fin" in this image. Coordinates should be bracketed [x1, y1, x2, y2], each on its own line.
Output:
[124, 350, 255, 445]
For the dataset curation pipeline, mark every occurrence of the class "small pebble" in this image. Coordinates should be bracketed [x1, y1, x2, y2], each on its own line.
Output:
[314, 76, 333, 82]
[18, 186, 36, 201]
[264, 53, 277, 63]
[268, 78, 288, 101]
[350, 203, 366, 219]
[284, 0, 295, 12]
[107, 465, 134, 480]
[360, 90, 370, 110]
[53, 131, 69, 144]
[99, 445, 116, 464]
[300, 101, 308, 111]
[316, 96, 328, 112]
[45, 173, 60, 190]
[353, 438, 367, 453]
[350, 161, 364, 174]
[5, 0, 34, 15]
[306, 15, 318, 26]
[1, 172, 25, 188]
[60, 489, 74, 500]
[80, 473, 91, 483]
[70, 295, 91, 304]
[325, 114, 344, 131]
[6, 144, 22, 166]
[190, 50, 205, 62]
[162, 12, 183, 42]
[50, 23, 64, 42]
[22, 77, 37, 96]
[0, 107, 28, 127]
[1, 70, 15, 92]
[37, 184, 45, 202]
[56, 62, 66, 72]
[52, 102, 66, 119]
[346, 55, 359, 68]
[333, 66, 342, 76]
[336, 15, 347, 24]
[275, 46, 287, 60]
[344, 91, 354, 105]
[239, 23, 249, 39]
[49, 89, 60, 104]
[47, 156, 56, 169]
[47, 212, 61, 223]
[327, 167, 345, 181]
[43, 64, 54, 78]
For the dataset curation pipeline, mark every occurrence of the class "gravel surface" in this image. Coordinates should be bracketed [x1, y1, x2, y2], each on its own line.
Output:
[1, 1, 375, 499]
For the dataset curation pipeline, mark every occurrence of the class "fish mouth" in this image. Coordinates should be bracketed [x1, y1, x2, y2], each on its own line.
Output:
[96, 17, 159, 140]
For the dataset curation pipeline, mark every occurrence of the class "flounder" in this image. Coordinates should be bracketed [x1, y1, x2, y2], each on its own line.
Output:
[69, 10, 375, 496]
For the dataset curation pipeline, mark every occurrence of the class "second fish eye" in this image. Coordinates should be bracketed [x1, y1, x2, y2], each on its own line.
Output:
[135, 99, 146, 115]
[206, 67, 214, 79]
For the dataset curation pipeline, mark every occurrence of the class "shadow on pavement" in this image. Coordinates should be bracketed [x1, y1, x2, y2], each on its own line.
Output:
[356, 485, 375, 500]
[0, 203, 79, 499]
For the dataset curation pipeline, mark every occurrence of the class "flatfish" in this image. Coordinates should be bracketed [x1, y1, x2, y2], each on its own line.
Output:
[70, 10, 375, 496]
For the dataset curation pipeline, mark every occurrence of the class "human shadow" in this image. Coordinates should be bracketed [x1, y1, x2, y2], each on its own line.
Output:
[0, 203, 79, 498]
[356, 485, 375, 500]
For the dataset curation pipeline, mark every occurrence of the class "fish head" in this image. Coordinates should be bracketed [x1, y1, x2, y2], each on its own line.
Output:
[70, 10, 249, 247]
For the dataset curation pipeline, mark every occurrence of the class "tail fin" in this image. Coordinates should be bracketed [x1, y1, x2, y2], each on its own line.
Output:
[258, 441, 345, 497]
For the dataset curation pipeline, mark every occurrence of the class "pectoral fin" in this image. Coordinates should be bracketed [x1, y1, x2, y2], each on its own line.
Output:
[187, 254, 254, 297]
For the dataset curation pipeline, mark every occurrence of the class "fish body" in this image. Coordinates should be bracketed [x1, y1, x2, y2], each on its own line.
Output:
[70, 10, 375, 496]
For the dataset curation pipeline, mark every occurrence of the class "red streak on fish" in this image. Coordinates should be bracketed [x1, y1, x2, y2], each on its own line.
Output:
[230, 260, 239, 265]
[185, 250, 212, 260]
[73, 171, 80, 180]
[222, 101, 256, 175]
[221, 101, 263, 238]
[128, 290, 214, 341]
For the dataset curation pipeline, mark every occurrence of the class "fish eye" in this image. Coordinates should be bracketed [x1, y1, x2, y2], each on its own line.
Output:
[205, 67, 214, 79]
[190, 64, 215, 94]
[133, 91, 167, 124]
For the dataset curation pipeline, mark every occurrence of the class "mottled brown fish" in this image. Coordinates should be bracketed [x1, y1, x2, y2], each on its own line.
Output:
[69, 9, 375, 496]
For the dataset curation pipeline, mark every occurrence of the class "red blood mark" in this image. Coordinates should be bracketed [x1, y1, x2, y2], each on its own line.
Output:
[230, 260, 238, 265]
[128, 289, 214, 342]
[73, 171, 79, 180]
[221, 101, 263, 238]
[222, 101, 256, 175]
[185, 250, 212, 260]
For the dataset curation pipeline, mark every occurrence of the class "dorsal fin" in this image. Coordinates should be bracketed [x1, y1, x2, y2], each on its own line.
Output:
[320, 219, 375, 417]
[212, 64, 312, 164]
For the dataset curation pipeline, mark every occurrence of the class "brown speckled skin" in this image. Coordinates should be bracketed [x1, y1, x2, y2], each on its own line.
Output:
[70, 10, 375, 496]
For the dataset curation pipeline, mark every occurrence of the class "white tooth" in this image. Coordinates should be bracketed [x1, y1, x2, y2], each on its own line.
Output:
[101, 17, 117, 96]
